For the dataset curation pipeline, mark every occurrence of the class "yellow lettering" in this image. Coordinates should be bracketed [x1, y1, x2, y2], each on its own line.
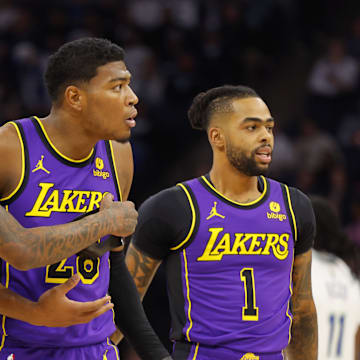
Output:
[74, 191, 90, 212]
[210, 233, 231, 259]
[88, 191, 103, 211]
[231, 233, 250, 255]
[273, 234, 289, 260]
[58, 190, 78, 212]
[197, 228, 224, 261]
[39, 189, 60, 213]
[248, 234, 265, 255]
[262, 233, 279, 255]
[25, 183, 55, 217]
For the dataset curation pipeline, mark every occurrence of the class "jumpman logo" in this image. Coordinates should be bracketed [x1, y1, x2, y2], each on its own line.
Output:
[32, 155, 50, 174]
[206, 201, 225, 220]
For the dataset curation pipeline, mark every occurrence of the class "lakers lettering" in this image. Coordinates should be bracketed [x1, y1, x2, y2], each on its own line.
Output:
[197, 227, 289, 261]
[25, 182, 107, 217]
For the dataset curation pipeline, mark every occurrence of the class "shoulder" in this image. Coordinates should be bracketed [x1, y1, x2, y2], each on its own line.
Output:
[139, 185, 189, 218]
[133, 185, 193, 258]
[287, 186, 313, 213]
[0, 122, 23, 197]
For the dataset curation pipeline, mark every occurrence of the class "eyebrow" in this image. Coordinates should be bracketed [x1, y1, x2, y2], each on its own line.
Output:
[242, 117, 275, 123]
[108, 76, 131, 83]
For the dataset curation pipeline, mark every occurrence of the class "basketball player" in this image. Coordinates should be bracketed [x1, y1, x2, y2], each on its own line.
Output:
[311, 196, 360, 360]
[125, 85, 318, 360]
[0, 38, 170, 360]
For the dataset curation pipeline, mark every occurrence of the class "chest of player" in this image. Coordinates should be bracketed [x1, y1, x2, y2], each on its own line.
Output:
[2, 117, 120, 227]
[183, 177, 295, 275]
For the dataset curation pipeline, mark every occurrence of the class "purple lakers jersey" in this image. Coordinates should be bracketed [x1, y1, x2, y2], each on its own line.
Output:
[170, 175, 296, 357]
[0, 117, 121, 347]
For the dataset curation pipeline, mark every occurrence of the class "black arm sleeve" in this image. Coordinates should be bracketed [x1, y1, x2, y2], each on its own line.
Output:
[288, 187, 316, 255]
[109, 251, 171, 360]
[132, 186, 192, 259]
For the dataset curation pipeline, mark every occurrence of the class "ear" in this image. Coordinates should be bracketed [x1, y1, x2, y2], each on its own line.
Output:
[208, 126, 225, 149]
[63, 85, 84, 112]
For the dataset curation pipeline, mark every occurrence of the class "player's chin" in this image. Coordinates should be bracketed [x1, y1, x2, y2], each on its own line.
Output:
[114, 129, 131, 143]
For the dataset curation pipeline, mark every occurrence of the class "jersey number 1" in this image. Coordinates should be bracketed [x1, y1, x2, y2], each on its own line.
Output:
[240, 268, 259, 321]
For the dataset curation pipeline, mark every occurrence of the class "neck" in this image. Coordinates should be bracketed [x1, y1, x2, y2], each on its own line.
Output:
[39, 108, 98, 160]
[209, 158, 262, 204]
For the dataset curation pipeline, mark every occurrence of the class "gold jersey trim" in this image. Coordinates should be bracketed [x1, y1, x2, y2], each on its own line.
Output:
[34, 116, 94, 163]
[106, 337, 120, 359]
[108, 141, 122, 201]
[201, 175, 268, 206]
[284, 185, 297, 242]
[170, 183, 196, 251]
[192, 342, 199, 359]
[0, 122, 25, 202]
[183, 249, 194, 341]
[283, 185, 296, 343]
[286, 249, 295, 344]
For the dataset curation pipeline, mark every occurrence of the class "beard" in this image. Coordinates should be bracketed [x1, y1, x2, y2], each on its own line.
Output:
[226, 141, 269, 177]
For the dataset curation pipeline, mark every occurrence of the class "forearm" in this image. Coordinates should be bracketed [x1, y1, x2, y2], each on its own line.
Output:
[285, 250, 318, 360]
[109, 251, 170, 360]
[0, 284, 41, 325]
[125, 243, 161, 300]
[0, 207, 114, 270]
[285, 301, 318, 359]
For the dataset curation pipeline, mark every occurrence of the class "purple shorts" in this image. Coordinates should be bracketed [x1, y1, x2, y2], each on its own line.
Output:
[0, 338, 119, 360]
[172, 341, 284, 360]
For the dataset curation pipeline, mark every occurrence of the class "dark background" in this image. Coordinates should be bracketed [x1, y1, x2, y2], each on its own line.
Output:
[1, 0, 360, 357]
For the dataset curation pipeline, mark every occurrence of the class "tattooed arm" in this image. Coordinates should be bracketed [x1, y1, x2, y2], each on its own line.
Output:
[0, 194, 137, 270]
[284, 250, 318, 359]
[125, 243, 162, 300]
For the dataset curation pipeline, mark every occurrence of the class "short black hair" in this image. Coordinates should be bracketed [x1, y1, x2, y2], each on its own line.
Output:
[187, 85, 259, 131]
[311, 196, 360, 279]
[45, 37, 125, 102]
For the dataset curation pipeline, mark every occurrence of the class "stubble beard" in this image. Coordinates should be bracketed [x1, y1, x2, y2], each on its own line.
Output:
[226, 142, 269, 177]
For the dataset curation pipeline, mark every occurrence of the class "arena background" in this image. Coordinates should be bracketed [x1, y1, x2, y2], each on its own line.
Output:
[1, 0, 360, 357]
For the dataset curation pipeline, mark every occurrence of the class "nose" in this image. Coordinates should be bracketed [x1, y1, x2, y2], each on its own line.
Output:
[127, 86, 139, 106]
[259, 125, 272, 143]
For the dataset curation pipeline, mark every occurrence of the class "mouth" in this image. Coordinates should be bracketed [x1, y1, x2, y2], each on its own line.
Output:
[254, 145, 272, 164]
[125, 109, 138, 128]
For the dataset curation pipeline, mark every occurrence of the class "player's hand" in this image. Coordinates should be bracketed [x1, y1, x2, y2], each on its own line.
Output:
[31, 274, 113, 327]
[100, 193, 138, 237]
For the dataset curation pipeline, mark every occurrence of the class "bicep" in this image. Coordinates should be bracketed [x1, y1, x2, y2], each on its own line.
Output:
[125, 243, 162, 300]
[110, 141, 133, 201]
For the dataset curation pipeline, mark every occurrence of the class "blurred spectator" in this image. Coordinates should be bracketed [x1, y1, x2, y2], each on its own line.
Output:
[268, 126, 296, 184]
[294, 119, 346, 207]
[307, 38, 359, 133]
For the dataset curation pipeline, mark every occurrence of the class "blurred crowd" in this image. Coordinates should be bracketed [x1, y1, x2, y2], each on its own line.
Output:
[0, 0, 360, 271]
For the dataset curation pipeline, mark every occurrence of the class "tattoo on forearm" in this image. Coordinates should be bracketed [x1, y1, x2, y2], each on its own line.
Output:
[0, 206, 114, 269]
[126, 245, 160, 298]
[286, 251, 318, 359]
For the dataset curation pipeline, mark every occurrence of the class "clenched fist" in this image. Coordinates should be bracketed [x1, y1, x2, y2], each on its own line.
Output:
[100, 193, 138, 237]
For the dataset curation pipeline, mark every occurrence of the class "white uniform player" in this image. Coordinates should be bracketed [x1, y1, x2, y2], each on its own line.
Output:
[312, 249, 360, 359]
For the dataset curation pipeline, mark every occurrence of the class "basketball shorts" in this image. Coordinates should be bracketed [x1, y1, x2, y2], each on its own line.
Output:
[0, 337, 119, 360]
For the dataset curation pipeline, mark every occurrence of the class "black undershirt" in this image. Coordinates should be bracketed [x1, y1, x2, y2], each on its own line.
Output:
[132, 176, 316, 260]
